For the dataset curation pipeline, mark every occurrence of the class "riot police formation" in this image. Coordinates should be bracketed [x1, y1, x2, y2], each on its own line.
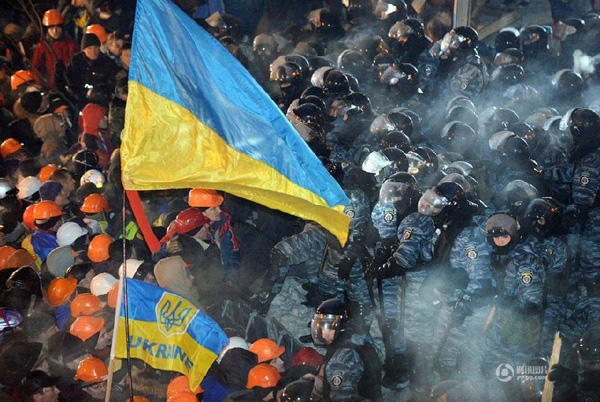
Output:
[2, 0, 600, 401]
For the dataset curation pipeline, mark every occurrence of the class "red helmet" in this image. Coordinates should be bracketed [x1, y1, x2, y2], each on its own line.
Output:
[42, 9, 64, 26]
[160, 208, 209, 243]
[290, 347, 324, 369]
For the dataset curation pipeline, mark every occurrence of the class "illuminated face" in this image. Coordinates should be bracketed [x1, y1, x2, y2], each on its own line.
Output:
[493, 234, 511, 247]
[83, 46, 100, 60]
[48, 25, 62, 40]
[202, 206, 221, 222]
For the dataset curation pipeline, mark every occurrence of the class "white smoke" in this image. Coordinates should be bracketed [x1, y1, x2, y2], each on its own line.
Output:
[573, 49, 599, 76]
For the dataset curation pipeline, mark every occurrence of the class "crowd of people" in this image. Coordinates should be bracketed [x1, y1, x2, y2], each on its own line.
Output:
[1, 0, 600, 401]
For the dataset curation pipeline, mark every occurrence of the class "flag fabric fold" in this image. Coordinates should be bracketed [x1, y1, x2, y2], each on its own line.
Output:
[121, 0, 350, 244]
[114, 278, 228, 390]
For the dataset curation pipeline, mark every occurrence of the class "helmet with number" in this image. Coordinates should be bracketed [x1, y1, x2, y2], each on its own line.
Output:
[70, 293, 102, 317]
[290, 347, 324, 369]
[485, 212, 520, 253]
[74, 357, 108, 383]
[440, 121, 476, 156]
[578, 323, 600, 371]
[495, 28, 520, 53]
[85, 24, 107, 44]
[379, 172, 420, 217]
[80, 193, 111, 214]
[520, 25, 549, 56]
[551, 69, 583, 99]
[380, 131, 411, 152]
[188, 188, 223, 208]
[33, 200, 64, 220]
[249, 338, 285, 363]
[47, 277, 77, 307]
[501, 180, 538, 217]
[311, 298, 349, 346]
[280, 380, 315, 402]
[246, 363, 281, 389]
[42, 9, 64, 26]
[1, 138, 23, 159]
[80, 169, 105, 189]
[87, 234, 113, 262]
[523, 198, 563, 239]
[10, 70, 35, 91]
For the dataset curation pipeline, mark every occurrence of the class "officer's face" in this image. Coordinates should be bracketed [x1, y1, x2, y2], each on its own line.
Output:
[493, 235, 511, 247]
[322, 328, 337, 344]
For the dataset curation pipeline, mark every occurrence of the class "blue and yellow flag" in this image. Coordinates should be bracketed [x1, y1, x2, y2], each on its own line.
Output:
[115, 279, 228, 390]
[121, 0, 350, 245]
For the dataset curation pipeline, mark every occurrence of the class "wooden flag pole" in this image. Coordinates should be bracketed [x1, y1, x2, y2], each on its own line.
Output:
[542, 332, 562, 402]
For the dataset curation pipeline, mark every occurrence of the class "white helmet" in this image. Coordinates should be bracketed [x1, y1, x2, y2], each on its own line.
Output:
[217, 336, 249, 363]
[119, 259, 144, 278]
[17, 176, 41, 200]
[56, 222, 88, 247]
[0, 178, 17, 199]
[80, 169, 105, 188]
[90, 272, 117, 296]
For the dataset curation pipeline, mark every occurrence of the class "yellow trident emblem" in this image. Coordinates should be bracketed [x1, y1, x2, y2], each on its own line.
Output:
[156, 293, 197, 337]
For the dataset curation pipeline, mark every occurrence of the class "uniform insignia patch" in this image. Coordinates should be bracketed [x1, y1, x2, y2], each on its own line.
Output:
[402, 228, 413, 241]
[520, 270, 533, 286]
[545, 246, 554, 255]
[384, 210, 394, 222]
[466, 248, 478, 260]
[331, 371, 344, 388]
[581, 175, 590, 186]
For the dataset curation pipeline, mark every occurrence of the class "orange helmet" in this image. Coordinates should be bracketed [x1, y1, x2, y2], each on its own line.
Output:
[188, 189, 223, 208]
[167, 375, 203, 397]
[0, 246, 17, 269]
[1, 138, 23, 159]
[249, 338, 285, 363]
[246, 363, 281, 389]
[85, 24, 107, 45]
[42, 9, 64, 26]
[10, 70, 35, 91]
[71, 293, 102, 317]
[87, 234, 113, 262]
[33, 200, 64, 220]
[80, 193, 111, 214]
[74, 357, 108, 383]
[70, 315, 105, 341]
[107, 282, 119, 309]
[38, 164, 59, 182]
[4, 249, 36, 269]
[47, 277, 77, 307]
[167, 393, 199, 402]
[22, 204, 36, 230]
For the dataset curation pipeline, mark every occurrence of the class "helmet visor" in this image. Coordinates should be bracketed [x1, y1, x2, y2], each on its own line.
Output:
[441, 31, 462, 53]
[310, 314, 342, 346]
[418, 188, 449, 216]
[388, 21, 413, 39]
[379, 181, 412, 205]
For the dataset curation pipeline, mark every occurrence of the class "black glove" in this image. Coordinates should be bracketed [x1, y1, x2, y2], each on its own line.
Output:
[375, 258, 403, 280]
[337, 257, 355, 281]
[450, 294, 473, 328]
[250, 291, 276, 316]
[548, 364, 578, 401]
[366, 247, 391, 276]
[563, 205, 588, 227]
[269, 248, 288, 268]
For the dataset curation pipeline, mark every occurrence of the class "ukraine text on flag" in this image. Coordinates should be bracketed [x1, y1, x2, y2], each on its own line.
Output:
[115, 279, 228, 390]
[121, 0, 350, 245]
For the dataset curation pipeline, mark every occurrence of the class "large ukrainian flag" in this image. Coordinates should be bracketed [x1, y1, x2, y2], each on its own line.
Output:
[115, 279, 228, 390]
[121, 0, 350, 244]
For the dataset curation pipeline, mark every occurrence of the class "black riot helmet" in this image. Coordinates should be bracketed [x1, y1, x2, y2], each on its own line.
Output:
[253, 34, 278, 60]
[418, 182, 467, 217]
[495, 28, 520, 53]
[343, 0, 372, 25]
[561, 108, 600, 151]
[388, 18, 425, 41]
[500, 136, 531, 164]
[375, 0, 408, 26]
[494, 48, 525, 66]
[380, 130, 411, 152]
[276, 61, 304, 88]
[280, 380, 316, 402]
[301, 86, 328, 100]
[490, 64, 526, 88]
[323, 69, 350, 95]
[501, 179, 539, 218]
[480, 107, 520, 137]
[306, 9, 344, 40]
[440, 121, 477, 156]
[551, 69, 584, 99]
[387, 110, 414, 137]
[578, 323, 600, 371]
[520, 25, 549, 56]
[6, 266, 42, 300]
[446, 106, 479, 131]
[414, 146, 439, 175]
[378, 172, 420, 216]
[298, 96, 326, 113]
[379, 63, 419, 98]
[337, 50, 368, 82]
[372, 52, 396, 83]
[71, 150, 99, 178]
[446, 95, 476, 113]
[205, 13, 241, 39]
[285, 55, 311, 79]
[485, 212, 521, 253]
[311, 298, 349, 346]
[293, 103, 324, 127]
[344, 92, 372, 115]
[399, 109, 422, 137]
[376, 148, 409, 183]
[454, 26, 479, 49]
[511, 122, 538, 149]
[523, 198, 563, 239]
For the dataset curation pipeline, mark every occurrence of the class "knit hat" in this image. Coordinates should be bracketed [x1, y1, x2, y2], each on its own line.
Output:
[81, 33, 100, 49]
[39, 180, 63, 201]
[20, 92, 43, 114]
